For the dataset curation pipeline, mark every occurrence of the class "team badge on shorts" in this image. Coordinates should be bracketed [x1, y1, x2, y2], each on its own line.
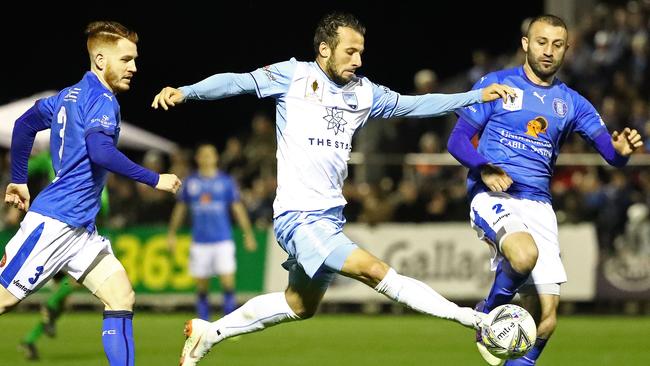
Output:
[552, 98, 568, 117]
[0, 253, 6, 267]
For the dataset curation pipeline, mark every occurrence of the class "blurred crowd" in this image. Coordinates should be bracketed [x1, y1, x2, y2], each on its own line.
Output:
[1, 1, 650, 258]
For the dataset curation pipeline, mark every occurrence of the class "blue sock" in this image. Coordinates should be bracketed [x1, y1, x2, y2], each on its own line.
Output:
[223, 290, 236, 315]
[197, 292, 210, 320]
[483, 260, 529, 313]
[102, 310, 134, 366]
[504, 338, 548, 366]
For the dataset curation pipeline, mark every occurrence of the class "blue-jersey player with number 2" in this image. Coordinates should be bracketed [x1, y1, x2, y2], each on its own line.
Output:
[447, 15, 643, 365]
[0, 21, 181, 366]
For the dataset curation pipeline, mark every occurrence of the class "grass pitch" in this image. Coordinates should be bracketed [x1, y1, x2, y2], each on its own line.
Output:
[0, 312, 648, 365]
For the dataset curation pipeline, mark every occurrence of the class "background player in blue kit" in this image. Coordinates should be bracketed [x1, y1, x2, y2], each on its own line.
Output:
[0, 21, 181, 366]
[168, 143, 257, 320]
[152, 12, 516, 366]
[447, 15, 643, 366]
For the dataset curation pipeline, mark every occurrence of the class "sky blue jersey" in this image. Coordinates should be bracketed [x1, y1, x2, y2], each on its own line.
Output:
[456, 66, 607, 203]
[29, 72, 120, 230]
[180, 172, 240, 244]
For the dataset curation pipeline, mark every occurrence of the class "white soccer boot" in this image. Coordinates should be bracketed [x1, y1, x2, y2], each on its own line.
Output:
[179, 319, 212, 366]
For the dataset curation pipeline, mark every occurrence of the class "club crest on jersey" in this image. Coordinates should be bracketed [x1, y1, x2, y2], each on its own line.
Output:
[342, 92, 358, 110]
[502, 88, 524, 111]
[525, 116, 548, 138]
[305, 76, 324, 101]
[552, 98, 568, 117]
[323, 107, 347, 135]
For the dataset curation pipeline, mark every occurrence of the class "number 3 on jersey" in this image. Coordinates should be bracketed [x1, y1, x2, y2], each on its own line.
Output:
[53, 106, 67, 182]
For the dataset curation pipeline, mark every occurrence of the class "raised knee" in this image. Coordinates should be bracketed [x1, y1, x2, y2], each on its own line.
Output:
[506, 236, 538, 274]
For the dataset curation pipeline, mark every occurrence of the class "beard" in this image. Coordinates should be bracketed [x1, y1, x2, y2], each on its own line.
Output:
[527, 55, 563, 81]
[325, 56, 350, 86]
[105, 64, 130, 93]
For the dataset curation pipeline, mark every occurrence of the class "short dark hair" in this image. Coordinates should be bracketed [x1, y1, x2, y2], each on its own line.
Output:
[526, 14, 567, 37]
[313, 12, 365, 55]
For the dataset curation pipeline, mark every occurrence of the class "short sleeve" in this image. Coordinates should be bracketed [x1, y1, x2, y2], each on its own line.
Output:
[227, 176, 241, 204]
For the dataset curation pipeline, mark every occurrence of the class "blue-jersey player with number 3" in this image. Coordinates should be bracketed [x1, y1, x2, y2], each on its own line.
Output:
[0, 21, 181, 366]
[447, 15, 643, 365]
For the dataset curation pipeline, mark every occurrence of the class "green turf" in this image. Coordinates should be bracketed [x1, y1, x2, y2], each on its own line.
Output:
[1, 313, 649, 365]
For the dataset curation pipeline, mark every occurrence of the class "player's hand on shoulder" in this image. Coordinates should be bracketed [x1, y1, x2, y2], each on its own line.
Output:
[151, 87, 185, 110]
[481, 83, 516, 103]
[155, 174, 182, 194]
[612, 127, 644, 156]
[5, 183, 30, 211]
[480, 164, 513, 192]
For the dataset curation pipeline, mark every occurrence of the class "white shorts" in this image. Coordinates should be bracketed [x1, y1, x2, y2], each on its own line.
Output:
[189, 241, 236, 278]
[0, 212, 113, 300]
[469, 191, 567, 287]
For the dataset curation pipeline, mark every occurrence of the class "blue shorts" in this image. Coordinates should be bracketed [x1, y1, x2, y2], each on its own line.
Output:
[273, 206, 357, 280]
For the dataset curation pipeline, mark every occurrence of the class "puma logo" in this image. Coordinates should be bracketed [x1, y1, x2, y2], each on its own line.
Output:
[533, 91, 546, 104]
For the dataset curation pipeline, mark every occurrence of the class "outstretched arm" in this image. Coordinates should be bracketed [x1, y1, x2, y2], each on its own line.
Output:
[86, 131, 181, 193]
[591, 128, 643, 167]
[151, 73, 258, 110]
[372, 83, 515, 119]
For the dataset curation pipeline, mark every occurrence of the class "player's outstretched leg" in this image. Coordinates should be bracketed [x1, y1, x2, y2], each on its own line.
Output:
[340, 248, 484, 329]
[179, 292, 301, 366]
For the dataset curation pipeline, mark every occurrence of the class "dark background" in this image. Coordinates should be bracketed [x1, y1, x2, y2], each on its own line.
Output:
[1, 1, 543, 148]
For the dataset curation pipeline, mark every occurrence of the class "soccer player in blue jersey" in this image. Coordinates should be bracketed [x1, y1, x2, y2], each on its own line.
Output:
[152, 12, 516, 366]
[168, 143, 257, 320]
[447, 15, 643, 366]
[0, 21, 181, 366]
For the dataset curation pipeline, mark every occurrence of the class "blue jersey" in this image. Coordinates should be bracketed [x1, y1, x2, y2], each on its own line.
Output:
[180, 172, 240, 244]
[457, 66, 607, 203]
[29, 72, 120, 230]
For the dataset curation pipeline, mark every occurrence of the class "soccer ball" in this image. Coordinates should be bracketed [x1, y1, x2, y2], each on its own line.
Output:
[480, 304, 537, 360]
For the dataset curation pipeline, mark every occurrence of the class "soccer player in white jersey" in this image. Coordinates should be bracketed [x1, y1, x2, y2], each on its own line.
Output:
[152, 12, 515, 365]
[0, 21, 181, 366]
[448, 15, 643, 365]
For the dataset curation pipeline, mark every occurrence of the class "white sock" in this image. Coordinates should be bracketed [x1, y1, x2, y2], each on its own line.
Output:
[206, 292, 300, 344]
[375, 268, 478, 328]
